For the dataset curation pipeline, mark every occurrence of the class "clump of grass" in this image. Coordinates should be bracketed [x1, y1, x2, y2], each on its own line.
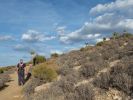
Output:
[33, 64, 58, 82]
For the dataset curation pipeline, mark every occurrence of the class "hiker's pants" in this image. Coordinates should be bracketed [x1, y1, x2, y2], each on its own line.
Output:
[18, 70, 25, 85]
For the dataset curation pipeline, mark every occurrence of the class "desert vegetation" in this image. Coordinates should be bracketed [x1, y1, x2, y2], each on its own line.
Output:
[32, 64, 57, 81]
[23, 33, 133, 100]
[0, 66, 13, 89]
[51, 53, 59, 58]
[35, 55, 46, 64]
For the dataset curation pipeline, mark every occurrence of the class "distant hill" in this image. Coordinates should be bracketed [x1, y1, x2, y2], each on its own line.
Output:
[23, 33, 133, 100]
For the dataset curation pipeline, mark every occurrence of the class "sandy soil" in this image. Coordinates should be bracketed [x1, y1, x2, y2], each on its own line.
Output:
[0, 71, 24, 100]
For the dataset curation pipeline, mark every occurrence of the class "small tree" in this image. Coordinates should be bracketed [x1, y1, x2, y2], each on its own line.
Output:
[103, 37, 106, 41]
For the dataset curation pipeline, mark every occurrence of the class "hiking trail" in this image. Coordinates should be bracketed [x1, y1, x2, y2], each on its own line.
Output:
[0, 71, 24, 100]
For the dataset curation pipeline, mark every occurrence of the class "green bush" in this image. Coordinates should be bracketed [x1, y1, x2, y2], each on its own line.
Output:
[36, 55, 46, 64]
[51, 53, 59, 58]
[33, 64, 57, 82]
[0, 68, 4, 74]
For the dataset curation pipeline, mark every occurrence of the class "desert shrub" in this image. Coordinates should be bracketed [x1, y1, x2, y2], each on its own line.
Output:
[64, 84, 95, 100]
[58, 78, 75, 93]
[127, 63, 133, 77]
[109, 58, 133, 95]
[80, 60, 108, 78]
[93, 72, 111, 89]
[81, 62, 98, 78]
[0, 67, 11, 74]
[111, 73, 133, 95]
[88, 51, 102, 61]
[80, 47, 85, 51]
[0, 74, 10, 82]
[35, 55, 46, 64]
[110, 63, 126, 74]
[0, 69, 4, 74]
[96, 41, 104, 46]
[59, 66, 74, 76]
[121, 33, 133, 38]
[33, 82, 64, 100]
[33, 64, 57, 82]
[23, 78, 42, 96]
[73, 84, 94, 100]
[51, 53, 59, 58]
[102, 49, 116, 60]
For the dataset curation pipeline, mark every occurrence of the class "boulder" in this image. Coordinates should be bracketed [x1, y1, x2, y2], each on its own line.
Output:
[0, 79, 4, 89]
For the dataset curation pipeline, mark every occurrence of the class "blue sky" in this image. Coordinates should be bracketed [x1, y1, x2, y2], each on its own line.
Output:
[0, 0, 133, 66]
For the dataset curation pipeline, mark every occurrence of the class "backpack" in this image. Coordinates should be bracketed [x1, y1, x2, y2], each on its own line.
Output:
[17, 63, 26, 71]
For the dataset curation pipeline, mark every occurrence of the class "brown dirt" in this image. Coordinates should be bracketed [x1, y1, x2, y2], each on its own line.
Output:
[0, 71, 24, 100]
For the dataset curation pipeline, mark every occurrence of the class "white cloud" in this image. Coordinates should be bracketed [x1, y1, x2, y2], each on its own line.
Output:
[22, 30, 56, 42]
[90, 0, 133, 16]
[58, 24, 101, 44]
[0, 35, 13, 41]
[56, 26, 67, 36]
[58, 0, 133, 44]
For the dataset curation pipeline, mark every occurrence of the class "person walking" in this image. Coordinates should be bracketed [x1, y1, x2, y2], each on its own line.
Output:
[17, 59, 26, 86]
[31, 53, 37, 66]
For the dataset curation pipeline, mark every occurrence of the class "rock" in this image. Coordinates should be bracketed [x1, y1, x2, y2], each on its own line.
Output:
[0, 79, 4, 89]
[34, 82, 52, 92]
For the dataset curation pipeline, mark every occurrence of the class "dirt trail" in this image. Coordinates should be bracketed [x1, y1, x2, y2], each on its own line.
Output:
[0, 71, 24, 100]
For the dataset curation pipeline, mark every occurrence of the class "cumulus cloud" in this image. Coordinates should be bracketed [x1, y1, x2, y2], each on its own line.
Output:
[0, 35, 13, 41]
[58, 24, 101, 44]
[58, 0, 133, 44]
[90, 0, 133, 16]
[22, 30, 56, 42]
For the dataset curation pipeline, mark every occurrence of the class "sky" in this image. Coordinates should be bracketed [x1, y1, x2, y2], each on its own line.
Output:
[0, 0, 133, 66]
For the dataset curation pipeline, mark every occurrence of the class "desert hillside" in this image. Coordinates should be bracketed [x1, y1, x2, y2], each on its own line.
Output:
[23, 33, 133, 100]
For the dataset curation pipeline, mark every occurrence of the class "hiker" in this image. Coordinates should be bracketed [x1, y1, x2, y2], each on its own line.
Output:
[17, 59, 26, 86]
[33, 57, 36, 66]
[32, 53, 37, 66]
[25, 64, 33, 82]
